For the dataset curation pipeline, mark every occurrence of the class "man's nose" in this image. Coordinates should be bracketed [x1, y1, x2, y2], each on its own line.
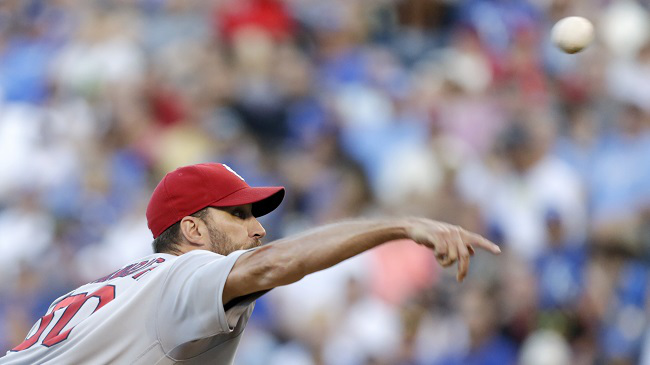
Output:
[249, 218, 266, 239]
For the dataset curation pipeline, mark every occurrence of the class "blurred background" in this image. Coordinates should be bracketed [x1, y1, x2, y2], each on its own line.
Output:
[1, 0, 650, 364]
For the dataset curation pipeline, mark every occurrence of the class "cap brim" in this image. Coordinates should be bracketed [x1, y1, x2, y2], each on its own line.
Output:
[210, 186, 285, 217]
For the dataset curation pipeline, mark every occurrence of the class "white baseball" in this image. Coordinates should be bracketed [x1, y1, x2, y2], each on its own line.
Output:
[551, 16, 594, 54]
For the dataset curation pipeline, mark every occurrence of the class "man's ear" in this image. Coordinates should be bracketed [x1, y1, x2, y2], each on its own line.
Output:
[179, 216, 206, 247]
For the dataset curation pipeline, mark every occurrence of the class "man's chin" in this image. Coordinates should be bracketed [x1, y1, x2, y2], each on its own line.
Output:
[243, 240, 262, 250]
[210, 240, 261, 256]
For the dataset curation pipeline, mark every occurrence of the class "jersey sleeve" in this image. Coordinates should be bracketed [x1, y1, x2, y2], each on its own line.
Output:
[155, 249, 254, 351]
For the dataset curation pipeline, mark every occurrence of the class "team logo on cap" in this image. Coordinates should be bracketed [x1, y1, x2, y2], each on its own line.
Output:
[222, 164, 246, 181]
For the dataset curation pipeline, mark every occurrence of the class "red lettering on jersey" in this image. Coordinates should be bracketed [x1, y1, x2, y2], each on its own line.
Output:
[11, 316, 54, 351]
[131, 258, 166, 280]
[91, 257, 165, 283]
[42, 286, 116, 347]
[92, 261, 148, 283]
[12, 258, 166, 352]
[11, 285, 116, 352]
[131, 267, 154, 280]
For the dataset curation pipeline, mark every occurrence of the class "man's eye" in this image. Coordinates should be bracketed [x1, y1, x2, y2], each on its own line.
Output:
[232, 210, 245, 219]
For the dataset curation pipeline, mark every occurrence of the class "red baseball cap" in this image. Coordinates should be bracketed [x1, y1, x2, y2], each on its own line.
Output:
[146, 163, 285, 238]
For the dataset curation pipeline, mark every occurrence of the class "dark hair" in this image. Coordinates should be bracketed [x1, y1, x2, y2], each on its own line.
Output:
[152, 208, 210, 254]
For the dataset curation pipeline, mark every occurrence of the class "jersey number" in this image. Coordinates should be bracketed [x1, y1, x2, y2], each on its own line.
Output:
[12, 285, 116, 351]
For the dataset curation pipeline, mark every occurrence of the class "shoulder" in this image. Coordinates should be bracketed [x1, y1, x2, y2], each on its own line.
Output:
[165, 249, 251, 278]
[172, 249, 227, 265]
[175, 249, 253, 262]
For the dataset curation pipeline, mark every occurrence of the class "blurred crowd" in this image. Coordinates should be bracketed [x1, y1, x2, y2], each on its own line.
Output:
[1, 0, 650, 364]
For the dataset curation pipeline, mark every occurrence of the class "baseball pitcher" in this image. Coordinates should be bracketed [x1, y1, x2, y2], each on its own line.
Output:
[0, 163, 500, 364]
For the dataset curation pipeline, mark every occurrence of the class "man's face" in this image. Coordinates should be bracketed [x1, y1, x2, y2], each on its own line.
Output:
[201, 204, 266, 256]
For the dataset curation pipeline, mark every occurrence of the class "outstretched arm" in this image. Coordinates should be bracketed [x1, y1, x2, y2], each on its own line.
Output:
[223, 217, 501, 305]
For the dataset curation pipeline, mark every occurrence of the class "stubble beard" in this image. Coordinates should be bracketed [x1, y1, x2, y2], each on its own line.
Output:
[206, 224, 262, 256]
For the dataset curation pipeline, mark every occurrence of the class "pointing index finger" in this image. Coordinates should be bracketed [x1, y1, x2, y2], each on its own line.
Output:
[461, 230, 501, 254]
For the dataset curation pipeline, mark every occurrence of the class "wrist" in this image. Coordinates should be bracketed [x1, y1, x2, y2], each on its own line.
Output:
[378, 219, 411, 242]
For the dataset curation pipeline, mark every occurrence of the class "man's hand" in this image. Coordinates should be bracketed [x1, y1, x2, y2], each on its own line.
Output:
[404, 218, 501, 282]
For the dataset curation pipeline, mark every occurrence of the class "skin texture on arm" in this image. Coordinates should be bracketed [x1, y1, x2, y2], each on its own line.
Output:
[222, 217, 501, 306]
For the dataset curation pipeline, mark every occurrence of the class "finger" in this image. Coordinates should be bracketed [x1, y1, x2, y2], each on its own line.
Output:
[446, 236, 459, 264]
[460, 230, 501, 254]
[468, 245, 475, 256]
[456, 247, 470, 282]
[443, 227, 460, 263]
[457, 253, 470, 282]
[412, 232, 451, 266]
[454, 230, 470, 282]
[434, 237, 448, 258]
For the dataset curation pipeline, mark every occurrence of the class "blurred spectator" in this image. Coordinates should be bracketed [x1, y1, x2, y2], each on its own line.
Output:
[434, 284, 518, 365]
[457, 120, 586, 261]
[586, 241, 649, 363]
[519, 329, 572, 365]
[535, 209, 586, 310]
[589, 104, 650, 228]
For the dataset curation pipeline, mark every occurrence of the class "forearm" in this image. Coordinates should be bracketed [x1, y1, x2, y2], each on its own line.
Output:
[224, 219, 408, 302]
[264, 219, 407, 283]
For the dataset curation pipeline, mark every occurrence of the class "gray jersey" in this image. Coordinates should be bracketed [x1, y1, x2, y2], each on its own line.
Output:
[0, 249, 256, 364]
